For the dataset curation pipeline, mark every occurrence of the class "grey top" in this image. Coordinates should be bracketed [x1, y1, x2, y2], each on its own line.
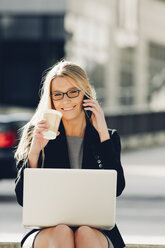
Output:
[66, 136, 84, 169]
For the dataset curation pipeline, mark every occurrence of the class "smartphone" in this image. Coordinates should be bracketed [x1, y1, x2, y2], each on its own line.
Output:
[83, 95, 92, 118]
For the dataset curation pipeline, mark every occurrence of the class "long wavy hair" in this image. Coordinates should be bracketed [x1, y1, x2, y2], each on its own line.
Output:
[14, 60, 96, 166]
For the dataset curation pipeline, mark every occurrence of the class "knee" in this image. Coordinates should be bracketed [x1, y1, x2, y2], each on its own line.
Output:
[75, 226, 94, 244]
[52, 224, 73, 238]
[34, 225, 74, 248]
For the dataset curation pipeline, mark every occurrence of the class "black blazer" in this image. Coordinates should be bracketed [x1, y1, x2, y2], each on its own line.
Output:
[15, 116, 126, 248]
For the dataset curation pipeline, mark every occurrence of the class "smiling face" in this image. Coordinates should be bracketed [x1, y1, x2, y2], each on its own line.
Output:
[51, 76, 85, 122]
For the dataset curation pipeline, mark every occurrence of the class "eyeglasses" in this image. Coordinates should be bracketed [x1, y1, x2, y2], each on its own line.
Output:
[50, 89, 81, 101]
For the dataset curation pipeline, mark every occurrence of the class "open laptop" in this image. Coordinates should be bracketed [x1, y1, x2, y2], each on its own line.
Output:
[23, 168, 117, 230]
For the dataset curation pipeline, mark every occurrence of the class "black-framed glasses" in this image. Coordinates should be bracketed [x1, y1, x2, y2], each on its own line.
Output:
[50, 89, 81, 101]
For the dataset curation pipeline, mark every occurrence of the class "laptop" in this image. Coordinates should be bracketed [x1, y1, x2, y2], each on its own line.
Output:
[23, 168, 117, 230]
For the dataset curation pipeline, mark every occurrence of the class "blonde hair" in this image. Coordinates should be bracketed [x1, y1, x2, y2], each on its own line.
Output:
[14, 60, 96, 166]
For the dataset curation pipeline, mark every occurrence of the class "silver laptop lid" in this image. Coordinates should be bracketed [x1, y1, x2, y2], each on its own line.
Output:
[23, 168, 117, 230]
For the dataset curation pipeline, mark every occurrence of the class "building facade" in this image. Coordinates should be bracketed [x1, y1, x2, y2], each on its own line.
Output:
[0, 0, 165, 113]
[0, 0, 66, 107]
[65, 0, 165, 114]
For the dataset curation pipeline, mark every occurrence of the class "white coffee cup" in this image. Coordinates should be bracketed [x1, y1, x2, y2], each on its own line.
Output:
[42, 109, 62, 140]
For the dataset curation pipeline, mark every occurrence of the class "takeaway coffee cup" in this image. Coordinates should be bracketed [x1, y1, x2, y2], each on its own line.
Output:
[42, 109, 62, 140]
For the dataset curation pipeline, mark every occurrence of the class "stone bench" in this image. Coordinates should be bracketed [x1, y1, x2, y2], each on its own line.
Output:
[0, 242, 165, 248]
[0, 243, 19, 248]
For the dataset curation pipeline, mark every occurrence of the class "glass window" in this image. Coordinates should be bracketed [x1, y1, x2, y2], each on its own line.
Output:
[0, 15, 42, 39]
[0, 15, 65, 40]
[120, 71, 134, 87]
[148, 42, 165, 100]
[47, 16, 65, 39]
[119, 47, 135, 105]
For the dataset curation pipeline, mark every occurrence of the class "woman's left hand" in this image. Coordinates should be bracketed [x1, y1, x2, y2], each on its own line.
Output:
[83, 99, 110, 142]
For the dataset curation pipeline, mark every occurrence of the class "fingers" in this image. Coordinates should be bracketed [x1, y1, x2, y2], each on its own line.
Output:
[35, 128, 47, 135]
[83, 99, 100, 105]
[83, 99, 101, 108]
[35, 120, 60, 137]
[37, 120, 49, 128]
[37, 119, 48, 125]
[35, 120, 49, 135]
[33, 119, 61, 139]
[83, 99, 103, 114]
[83, 107, 98, 117]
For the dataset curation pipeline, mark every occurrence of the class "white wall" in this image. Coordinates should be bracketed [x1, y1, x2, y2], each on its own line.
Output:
[140, 0, 165, 43]
[135, 0, 165, 110]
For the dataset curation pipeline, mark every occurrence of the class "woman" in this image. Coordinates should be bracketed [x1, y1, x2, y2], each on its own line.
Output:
[15, 60, 126, 248]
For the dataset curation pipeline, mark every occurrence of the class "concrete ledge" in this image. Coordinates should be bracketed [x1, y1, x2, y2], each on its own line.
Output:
[0, 243, 165, 248]
[126, 245, 165, 248]
[0, 243, 19, 248]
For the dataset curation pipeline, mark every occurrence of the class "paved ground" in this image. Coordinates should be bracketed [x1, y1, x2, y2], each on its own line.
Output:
[0, 145, 165, 245]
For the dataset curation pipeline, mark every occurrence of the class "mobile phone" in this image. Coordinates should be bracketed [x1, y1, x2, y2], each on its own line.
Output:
[83, 95, 92, 118]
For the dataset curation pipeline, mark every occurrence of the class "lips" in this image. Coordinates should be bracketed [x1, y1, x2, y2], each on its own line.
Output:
[61, 105, 76, 111]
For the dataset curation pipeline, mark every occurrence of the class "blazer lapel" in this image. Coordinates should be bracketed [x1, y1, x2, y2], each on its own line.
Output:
[59, 121, 71, 168]
[82, 117, 100, 169]
[55, 117, 100, 169]
[46, 120, 70, 168]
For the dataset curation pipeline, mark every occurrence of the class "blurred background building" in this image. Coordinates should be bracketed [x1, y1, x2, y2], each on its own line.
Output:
[0, 0, 66, 107]
[0, 0, 165, 147]
[66, 0, 165, 113]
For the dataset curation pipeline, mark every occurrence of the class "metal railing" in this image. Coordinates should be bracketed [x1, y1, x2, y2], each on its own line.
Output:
[105, 111, 165, 136]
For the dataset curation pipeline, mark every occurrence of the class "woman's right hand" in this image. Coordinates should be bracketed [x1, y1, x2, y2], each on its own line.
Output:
[29, 119, 60, 155]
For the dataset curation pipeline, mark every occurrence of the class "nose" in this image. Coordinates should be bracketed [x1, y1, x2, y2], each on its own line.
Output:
[62, 93, 71, 103]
